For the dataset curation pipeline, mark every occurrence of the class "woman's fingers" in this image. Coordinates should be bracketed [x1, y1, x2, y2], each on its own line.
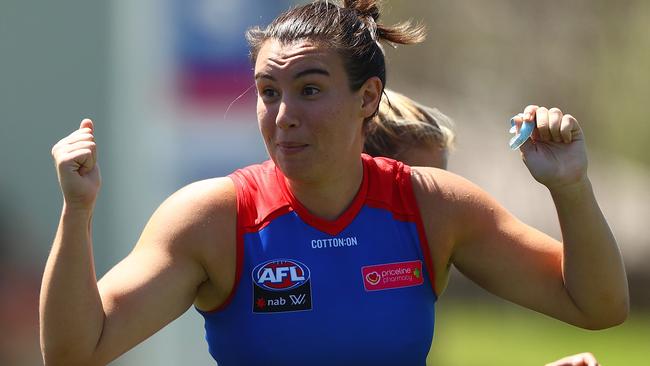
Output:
[534, 106, 552, 141]
[548, 107, 564, 142]
[61, 132, 95, 145]
[65, 147, 97, 176]
[59, 140, 97, 157]
[560, 114, 579, 143]
[519, 106, 577, 144]
[52, 120, 96, 154]
[523, 104, 539, 121]
[52, 120, 98, 177]
[544, 352, 599, 366]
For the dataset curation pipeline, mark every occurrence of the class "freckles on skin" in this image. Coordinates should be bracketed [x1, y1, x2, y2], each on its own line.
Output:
[256, 101, 273, 153]
[253, 39, 366, 181]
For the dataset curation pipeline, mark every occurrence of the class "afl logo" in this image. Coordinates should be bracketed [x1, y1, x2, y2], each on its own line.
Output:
[252, 259, 311, 291]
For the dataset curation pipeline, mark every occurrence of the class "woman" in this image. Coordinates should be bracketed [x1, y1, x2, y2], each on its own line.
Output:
[368, 90, 601, 366]
[41, 1, 627, 365]
[365, 88, 455, 170]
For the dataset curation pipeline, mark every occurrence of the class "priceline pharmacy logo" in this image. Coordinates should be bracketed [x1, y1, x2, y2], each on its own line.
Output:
[361, 260, 424, 291]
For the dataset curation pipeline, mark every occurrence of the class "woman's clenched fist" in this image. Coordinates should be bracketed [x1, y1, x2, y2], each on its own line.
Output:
[51, 119, 101, 210]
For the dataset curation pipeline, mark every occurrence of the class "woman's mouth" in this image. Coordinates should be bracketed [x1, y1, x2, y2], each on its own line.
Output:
[276, 142, 309, 155]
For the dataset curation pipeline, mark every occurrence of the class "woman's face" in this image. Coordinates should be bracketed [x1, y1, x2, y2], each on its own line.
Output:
[254, 39, 378, 183]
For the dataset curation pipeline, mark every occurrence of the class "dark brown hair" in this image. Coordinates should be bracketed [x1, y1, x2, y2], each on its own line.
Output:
[246, 0, 425, 95]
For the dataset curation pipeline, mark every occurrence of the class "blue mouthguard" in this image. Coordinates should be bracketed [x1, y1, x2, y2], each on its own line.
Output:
[509, 113, 535, 150]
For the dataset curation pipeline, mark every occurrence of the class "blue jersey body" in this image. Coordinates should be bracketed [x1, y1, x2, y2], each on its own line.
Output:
[198, 155, 437, 365]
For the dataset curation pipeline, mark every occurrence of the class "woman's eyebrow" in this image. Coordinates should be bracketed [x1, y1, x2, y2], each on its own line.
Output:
[294, 68, 330, 79]
[254, 68, 330, 82]
[254, 72, 275, 81]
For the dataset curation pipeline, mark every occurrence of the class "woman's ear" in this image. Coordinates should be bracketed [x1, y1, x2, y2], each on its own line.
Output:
[360, 76, 383, 119]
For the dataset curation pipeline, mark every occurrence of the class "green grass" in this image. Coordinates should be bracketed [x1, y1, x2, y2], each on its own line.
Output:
[426, 300, 649, 365]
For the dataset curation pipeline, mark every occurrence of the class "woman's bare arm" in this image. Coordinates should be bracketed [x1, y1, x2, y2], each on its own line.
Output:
[413, 166, 628, 329]
[40, 119, 235, 365]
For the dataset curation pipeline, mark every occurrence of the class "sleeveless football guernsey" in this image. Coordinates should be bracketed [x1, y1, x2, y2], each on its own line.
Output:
[197, 154, 437, 365]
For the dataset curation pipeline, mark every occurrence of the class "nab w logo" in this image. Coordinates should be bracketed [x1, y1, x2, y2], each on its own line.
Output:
[252, 258, 313, 313]
[289, 294, 307, 305]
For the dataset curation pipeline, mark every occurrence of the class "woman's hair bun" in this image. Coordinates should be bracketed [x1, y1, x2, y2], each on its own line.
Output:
[341, 0, 425, 45]
[343, 0, 381, 21]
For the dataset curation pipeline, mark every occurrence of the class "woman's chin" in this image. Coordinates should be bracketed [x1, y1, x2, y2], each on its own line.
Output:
[276, 160, 315, 182]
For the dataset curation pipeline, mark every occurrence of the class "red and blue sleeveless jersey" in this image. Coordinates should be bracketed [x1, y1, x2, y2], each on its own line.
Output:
[197, 154, 437, 365]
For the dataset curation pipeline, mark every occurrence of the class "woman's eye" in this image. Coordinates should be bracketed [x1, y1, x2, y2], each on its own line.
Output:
[261, 88, 279, 98]
[302, 86, 320, 96]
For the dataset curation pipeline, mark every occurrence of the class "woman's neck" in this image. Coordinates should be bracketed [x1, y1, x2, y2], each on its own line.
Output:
[284, 157, 364, 221]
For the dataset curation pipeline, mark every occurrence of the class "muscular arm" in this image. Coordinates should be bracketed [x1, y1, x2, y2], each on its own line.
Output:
[549, 179, 628, 327]
[413, 168, 628, 330]
[40, 205, 105, 365]
[40, 175, 235, 365]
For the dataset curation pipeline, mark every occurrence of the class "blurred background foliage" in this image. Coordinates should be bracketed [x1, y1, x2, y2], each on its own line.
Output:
[386, 0, 650, 167]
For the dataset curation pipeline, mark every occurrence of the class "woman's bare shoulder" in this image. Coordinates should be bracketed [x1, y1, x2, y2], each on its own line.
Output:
[410, 166, 483, 201]
[171, 177, 236, 212]
[135, 176, 237, 254]
[409, 166, 503, 232]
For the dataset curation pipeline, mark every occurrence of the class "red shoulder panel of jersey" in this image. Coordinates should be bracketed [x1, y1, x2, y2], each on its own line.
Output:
[363, 154, 418, 221]
[363, 154, 436, 294]
[228, 160, 292, 233]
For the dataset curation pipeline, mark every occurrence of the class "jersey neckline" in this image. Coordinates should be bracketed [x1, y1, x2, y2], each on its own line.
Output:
[274, 155, 370, 236]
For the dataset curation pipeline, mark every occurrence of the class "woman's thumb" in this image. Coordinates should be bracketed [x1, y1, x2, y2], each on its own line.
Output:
[80, 118, 94, 130]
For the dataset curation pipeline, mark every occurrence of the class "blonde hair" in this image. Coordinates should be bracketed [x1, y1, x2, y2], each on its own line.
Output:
[364, 89, 455, 159]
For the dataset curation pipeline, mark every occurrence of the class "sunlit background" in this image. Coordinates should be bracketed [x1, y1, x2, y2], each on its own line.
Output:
[1, 0, 648, 365]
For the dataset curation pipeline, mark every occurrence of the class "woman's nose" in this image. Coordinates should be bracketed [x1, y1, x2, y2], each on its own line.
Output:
[275, 99, 299, 129]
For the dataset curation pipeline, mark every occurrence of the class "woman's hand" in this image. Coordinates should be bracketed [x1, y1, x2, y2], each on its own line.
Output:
[512, 105, 588, 190]
[51, 118, 101, 210]
[545, 352, 599, 366]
